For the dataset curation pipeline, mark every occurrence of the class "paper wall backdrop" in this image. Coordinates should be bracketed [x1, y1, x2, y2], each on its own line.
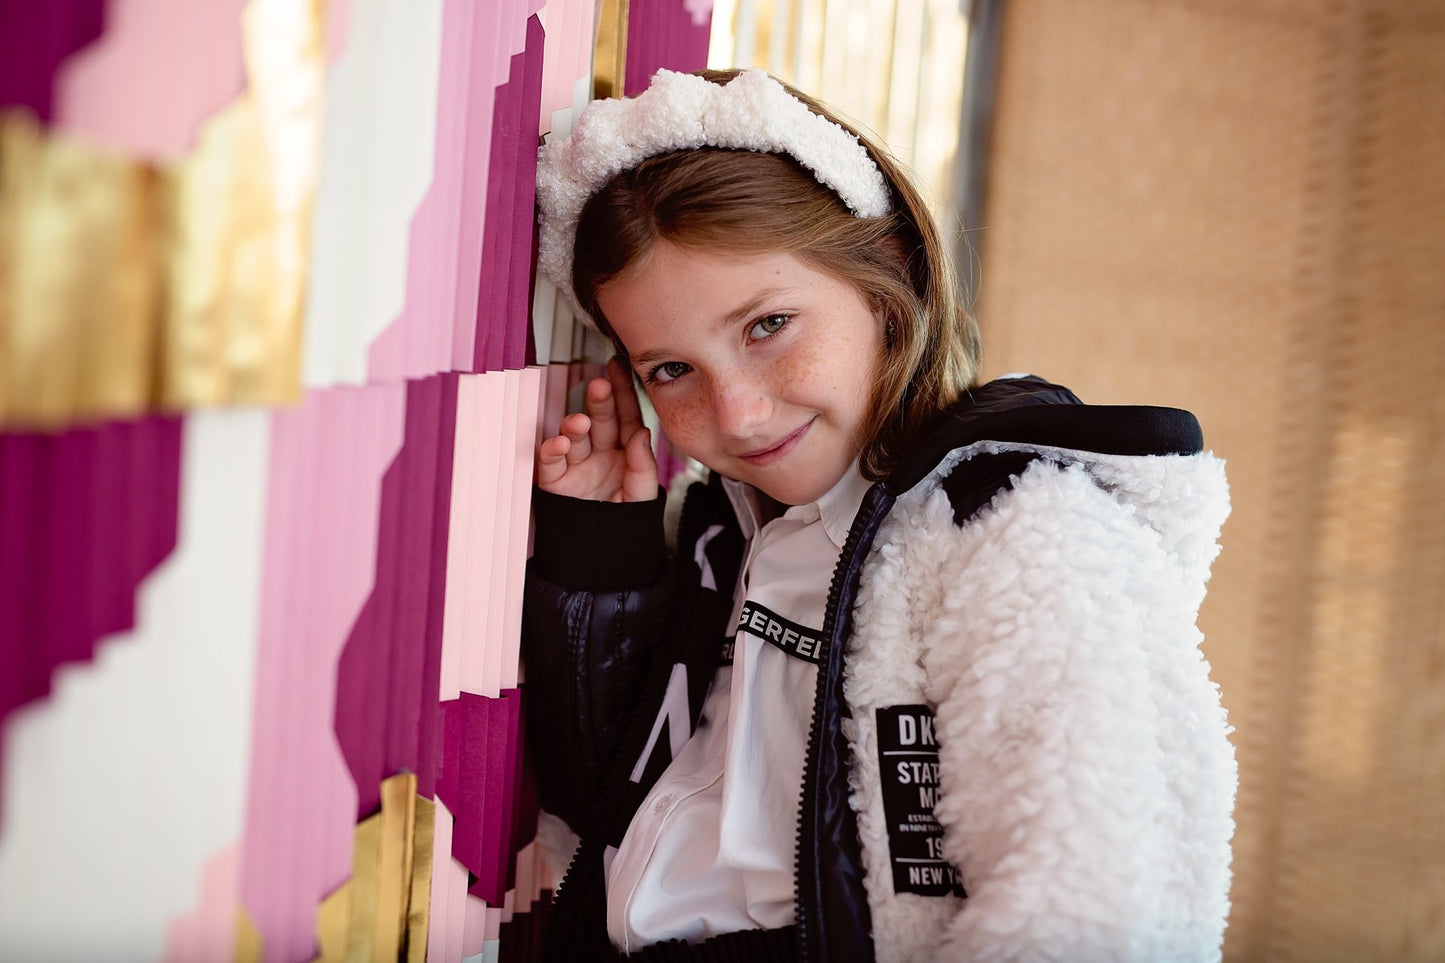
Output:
[0, 0, 712, 959]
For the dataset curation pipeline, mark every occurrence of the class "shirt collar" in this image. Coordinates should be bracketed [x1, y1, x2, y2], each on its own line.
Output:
[721, 476, 761, 540]
[813, 462, 871, 548]
[720, 462, 870, 550]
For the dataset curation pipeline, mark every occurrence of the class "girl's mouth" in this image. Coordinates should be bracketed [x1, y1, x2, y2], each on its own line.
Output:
[737, 418, 814, 466]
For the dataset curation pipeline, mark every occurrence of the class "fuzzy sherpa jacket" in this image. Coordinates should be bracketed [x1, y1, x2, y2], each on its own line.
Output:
[522, 375, 1236, 963]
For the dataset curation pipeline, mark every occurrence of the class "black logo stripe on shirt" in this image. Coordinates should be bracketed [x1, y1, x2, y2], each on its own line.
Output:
[735, 600, 824, 665]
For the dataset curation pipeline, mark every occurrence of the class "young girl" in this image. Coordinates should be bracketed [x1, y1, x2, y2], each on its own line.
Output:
[523, 68, 1234, 963]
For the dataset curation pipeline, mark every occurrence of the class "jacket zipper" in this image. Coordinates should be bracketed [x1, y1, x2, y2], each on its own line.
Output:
[792, 482, 894, 962]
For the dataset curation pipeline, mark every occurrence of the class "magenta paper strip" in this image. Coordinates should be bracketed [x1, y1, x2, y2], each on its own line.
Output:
[624, 0, 711, 97]
[471, 39, 518, 372]
[508, 15, 546, 370]
[0, 416, 181, 814]
[437, 690, 524, 905]
[475, 692, 522, 903]
[240, 384, 404, 963]
[493, 13, 527, 370]
[333, 375, 458, 818]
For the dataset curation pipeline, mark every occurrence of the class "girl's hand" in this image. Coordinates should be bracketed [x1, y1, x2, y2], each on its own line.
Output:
[537, 358, 658, 502]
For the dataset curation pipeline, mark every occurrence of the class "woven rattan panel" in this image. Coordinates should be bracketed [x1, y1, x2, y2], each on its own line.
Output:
[975, 1, 1445, 959]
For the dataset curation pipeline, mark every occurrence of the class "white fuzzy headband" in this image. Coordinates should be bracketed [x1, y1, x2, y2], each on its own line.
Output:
[535, 68, 893, 327]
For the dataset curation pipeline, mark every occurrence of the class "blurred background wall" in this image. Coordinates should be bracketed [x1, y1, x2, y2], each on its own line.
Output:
[0, 1, 707, 960]
[719, 0, 1445, 960]
[976, 3, 1445, 960]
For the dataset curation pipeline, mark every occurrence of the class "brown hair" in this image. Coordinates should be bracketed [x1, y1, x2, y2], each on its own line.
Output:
[572, 69, 982, 482]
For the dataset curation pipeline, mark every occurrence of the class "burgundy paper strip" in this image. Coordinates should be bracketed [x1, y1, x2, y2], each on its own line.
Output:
[624, 0, 711, 98]
[489, 39, 523, 373]
[0, 416, 182, 811]
[476, 13, 544, 373]
[0, 0, 106, 121]
[474, 43, 520, 372]
[334, 375, 458, 818]
[506, 14, 545, 371]
[438, 688, 524, 904]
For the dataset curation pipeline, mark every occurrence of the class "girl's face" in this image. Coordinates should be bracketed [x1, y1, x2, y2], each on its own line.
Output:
[597, 241, 884, 506]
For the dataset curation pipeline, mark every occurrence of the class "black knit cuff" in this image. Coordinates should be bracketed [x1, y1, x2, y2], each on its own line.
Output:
[530, 487, 666, 590]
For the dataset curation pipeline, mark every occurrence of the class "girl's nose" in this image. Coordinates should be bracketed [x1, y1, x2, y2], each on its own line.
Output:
[711, 375, 773, 440]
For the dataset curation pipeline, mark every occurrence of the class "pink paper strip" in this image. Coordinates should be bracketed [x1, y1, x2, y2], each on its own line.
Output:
[427, 799, 457, 963]
[325, 0, 352, 65]
[240, 384, 404, 963]
[461, 893, 489, 958]
[483, 375, 521, 696]
[447, 853, 469, 963]
[369, 0, 532, 383]
[501, 368, 542, 690]
[55, 0, 248, 161]
[440, 378, 478, 703]
[444, 0, 487, 370]
[161, 843, 241, 963]
[459, 374, 506, 696]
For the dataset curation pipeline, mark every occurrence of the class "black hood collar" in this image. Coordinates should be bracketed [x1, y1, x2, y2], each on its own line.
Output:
[885, 375, 1204, 495]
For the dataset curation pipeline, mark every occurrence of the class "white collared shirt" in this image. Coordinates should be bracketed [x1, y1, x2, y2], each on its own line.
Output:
[605, 465, 872, 951]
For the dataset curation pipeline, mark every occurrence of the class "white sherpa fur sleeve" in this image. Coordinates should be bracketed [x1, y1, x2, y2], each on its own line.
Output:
[918, 458, 1235, 963]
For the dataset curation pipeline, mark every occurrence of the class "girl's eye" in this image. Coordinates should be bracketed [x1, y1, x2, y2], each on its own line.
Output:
[749, 314, 789, 340]
[647, 360, 692, 385]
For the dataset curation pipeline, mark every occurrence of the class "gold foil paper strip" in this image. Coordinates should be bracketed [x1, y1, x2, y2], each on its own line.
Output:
[593, 0, 630, 100]
[312, 881, 352, 963]
[0, 0, 323, 430]
[369, 773, 417, 955]
[404, 795, 435, 963]
[234, 904, 264, 963]
[311, 774, 435, 963]
[0, 111, 164, 427]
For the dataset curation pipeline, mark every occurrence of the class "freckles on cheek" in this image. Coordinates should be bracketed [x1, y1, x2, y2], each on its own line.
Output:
[651, 395, 707, 453]
[772, 341, 825, 388]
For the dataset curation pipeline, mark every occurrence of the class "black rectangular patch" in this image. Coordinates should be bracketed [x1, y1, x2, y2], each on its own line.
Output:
[735, 601, 824, 665]
[875, 704, 966, 898]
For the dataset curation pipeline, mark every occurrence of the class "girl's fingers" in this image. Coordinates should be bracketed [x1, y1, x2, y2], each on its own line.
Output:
[559, 412, 592, 464]
[609, 357, 646, 441]
[535, 434, 571, 489]
[585, 376, 621, 450]
[621, 426, 659, 502]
